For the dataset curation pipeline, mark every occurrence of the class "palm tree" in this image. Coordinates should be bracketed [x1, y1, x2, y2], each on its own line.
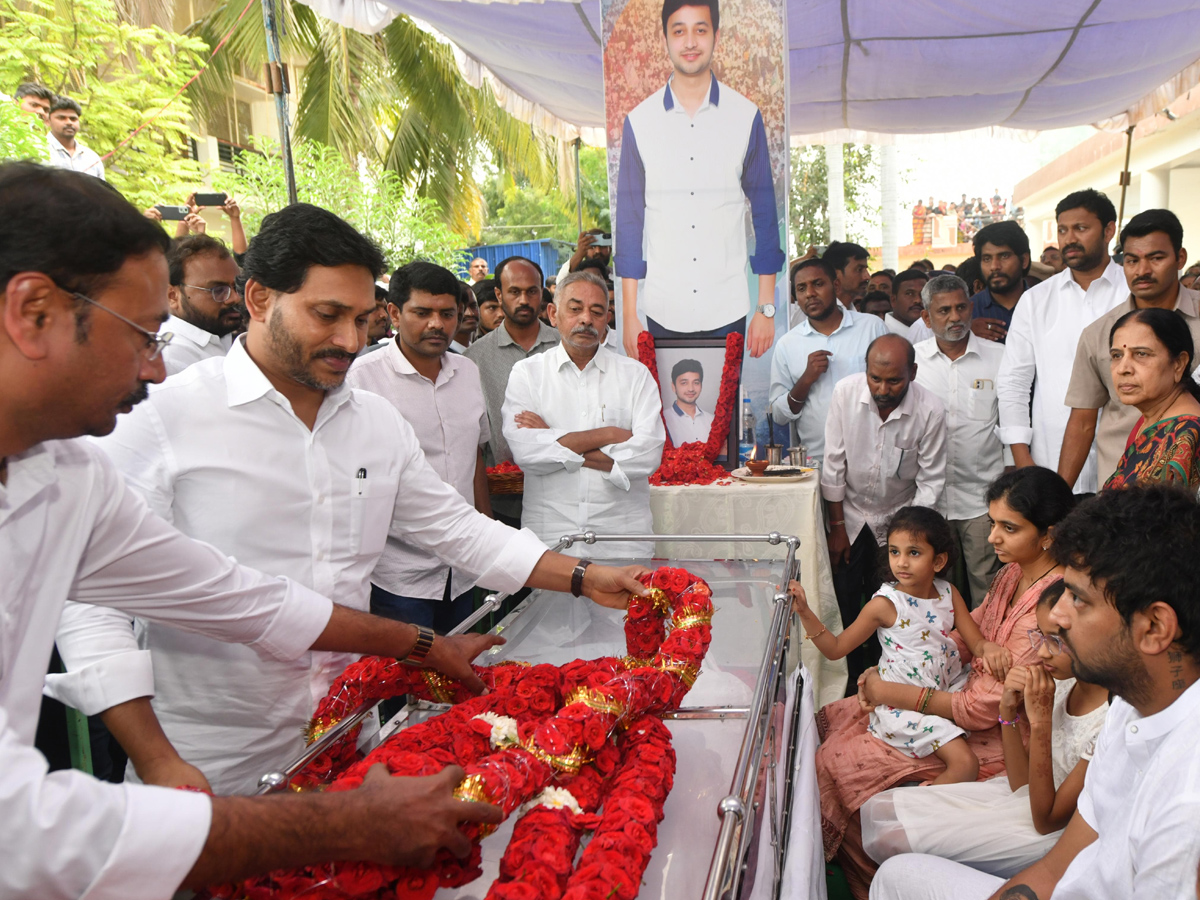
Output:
[186, 0, 558, 237]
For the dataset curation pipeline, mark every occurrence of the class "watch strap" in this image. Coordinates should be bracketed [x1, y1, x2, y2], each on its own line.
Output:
[571, 559, 593, 597]
[404, 624, 436, 665]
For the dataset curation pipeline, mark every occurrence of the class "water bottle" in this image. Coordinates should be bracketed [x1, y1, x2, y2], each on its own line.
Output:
[739, 398, 756, 466]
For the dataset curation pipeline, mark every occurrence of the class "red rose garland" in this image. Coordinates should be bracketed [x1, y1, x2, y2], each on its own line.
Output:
[205, 567, 713, 900]
[637, 331, 743, 485]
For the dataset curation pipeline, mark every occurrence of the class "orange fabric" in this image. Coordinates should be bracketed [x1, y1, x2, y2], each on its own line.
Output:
[815, 563, 1056, 872]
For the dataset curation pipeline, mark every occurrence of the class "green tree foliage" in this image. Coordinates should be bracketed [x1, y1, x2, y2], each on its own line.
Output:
[216, 138, 467, 271]
[789, 143, 879, 255]
[478, 146, 610, 246]
[0, 102, 45, 160]
[188, 2, 556, 237]
[0, 0, 207, 210]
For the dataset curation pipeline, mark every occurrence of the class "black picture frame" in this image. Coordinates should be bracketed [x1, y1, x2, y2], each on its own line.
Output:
[652, 336, 739, 468]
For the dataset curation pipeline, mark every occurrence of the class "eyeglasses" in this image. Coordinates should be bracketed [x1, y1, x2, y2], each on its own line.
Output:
[1028, 629, 1067, 655]
[181, 283, 236, 304]
[69, 291, 173, 360]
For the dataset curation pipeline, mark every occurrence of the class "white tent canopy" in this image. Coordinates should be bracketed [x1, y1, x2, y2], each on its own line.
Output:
[303, 0, 1200, 143]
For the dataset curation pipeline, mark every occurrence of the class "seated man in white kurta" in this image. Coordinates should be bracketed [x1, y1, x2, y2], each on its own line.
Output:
[503, 270, 665, 558]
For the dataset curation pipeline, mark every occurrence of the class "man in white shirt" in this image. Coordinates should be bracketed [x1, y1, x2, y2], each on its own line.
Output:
[557, 228, 612, 284]
[450, 281, 479, 354]
[1059, 209, 1200, 487]
[0, 161, 519, 899]
[347, 261, 492, 632]
[664, 357, 714, 444]
[822, 334, 947, 684]
[160, 234, 241, 375]
[913, 274, 1004, 607]
[616, 0, 783, 359]
[504, 270, 665, 558]
[997, 189, 1126, 493]
[825, 241, 872, 311]
[45, 96, 105, 180]
[870, 486, 1200, 900]
[770, 258, 888, 462]
[884, 268, 930, 339]
[47, 204, 649, 798]
[468, 257, 488, 283]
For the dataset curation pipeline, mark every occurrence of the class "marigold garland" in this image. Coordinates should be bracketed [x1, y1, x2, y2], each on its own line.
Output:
[204, 567, 713, 900]
[637, 331, 743, 484]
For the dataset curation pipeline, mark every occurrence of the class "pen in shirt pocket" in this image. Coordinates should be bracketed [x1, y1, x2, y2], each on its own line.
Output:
[601, 404, 606, 422]
[356, 467, 367, 495]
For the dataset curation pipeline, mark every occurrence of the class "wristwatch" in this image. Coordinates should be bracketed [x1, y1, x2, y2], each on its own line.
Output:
[403, 624, 436, 665]
[571, 559, 593, 597]
[756, 303, 776, 319]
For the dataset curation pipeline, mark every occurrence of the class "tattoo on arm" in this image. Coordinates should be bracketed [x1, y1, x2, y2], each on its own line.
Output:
[998, 887, 1040, 900]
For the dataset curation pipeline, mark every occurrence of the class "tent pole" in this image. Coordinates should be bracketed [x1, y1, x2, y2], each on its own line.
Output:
[1116, 125, 1135, 234]
[574, 138, 583, 235]
[826, 143, 846, 242]
[262, 0, 298, 205]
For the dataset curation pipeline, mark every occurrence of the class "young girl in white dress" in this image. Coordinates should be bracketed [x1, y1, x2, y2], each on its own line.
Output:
[860, 580, 1110, 877]
[791, 506, 1012, 784]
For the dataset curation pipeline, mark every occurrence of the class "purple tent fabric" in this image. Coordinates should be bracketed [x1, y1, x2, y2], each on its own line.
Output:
[301, 0, 1200, 135]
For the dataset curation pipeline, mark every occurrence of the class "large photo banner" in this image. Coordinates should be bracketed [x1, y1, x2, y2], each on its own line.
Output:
[602, 0, 789, 462]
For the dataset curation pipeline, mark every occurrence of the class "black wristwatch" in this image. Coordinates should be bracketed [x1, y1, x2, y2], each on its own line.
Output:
[571, 559, 593, 597]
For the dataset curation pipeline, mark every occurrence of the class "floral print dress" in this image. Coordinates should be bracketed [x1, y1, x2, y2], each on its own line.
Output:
[866, 580, 969, 759]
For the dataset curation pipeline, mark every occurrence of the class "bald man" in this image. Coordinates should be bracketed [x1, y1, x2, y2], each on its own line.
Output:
[821, 333, 947, 685]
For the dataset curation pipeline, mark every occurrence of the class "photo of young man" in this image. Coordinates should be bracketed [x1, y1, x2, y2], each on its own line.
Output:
[664, 358, 714, 444]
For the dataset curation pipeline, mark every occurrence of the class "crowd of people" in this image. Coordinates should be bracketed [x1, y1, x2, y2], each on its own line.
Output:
[912, 192, 1021, 245]
[5, 81, 107, 178]
[2, 135, 1200, 899]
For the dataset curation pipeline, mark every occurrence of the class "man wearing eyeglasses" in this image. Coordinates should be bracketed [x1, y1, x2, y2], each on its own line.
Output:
[162, 234, 242, 375]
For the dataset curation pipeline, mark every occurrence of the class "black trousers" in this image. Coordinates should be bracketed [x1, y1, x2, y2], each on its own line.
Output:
[831, 527, 885, 694]
[647, 316, 745, 340]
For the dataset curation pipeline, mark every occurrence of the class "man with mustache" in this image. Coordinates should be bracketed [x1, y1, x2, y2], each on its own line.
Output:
[160, 235, 242, 375]
[47, 206, 649, 796]
[885, 268, 930, 340]
[1058, 209, 1200, 488]
[347, 261, 492, 632]
[998, 189, 1126, 493]
[770, 257, 887, 464]
[465, 256, 561, 528]
[450, 281, 479, 353]
[503, 269, 665, 558]
[969, 220, 1032, 344]
[821, 333, 947, 686]
[45, 95, 105, 180]
[913, 274, 1005, 607]
[871, 485, 1200, 900]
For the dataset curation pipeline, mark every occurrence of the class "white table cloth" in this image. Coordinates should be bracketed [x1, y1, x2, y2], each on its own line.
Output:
[650, 476, 846, 707]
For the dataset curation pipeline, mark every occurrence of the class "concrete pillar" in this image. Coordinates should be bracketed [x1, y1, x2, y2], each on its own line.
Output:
[826, 143, 846, 243]
[880, 143, 900, 271]
[1141, 168, 1170, 212]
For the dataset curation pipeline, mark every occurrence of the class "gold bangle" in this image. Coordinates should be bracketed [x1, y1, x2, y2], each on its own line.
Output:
[804, 625, 828, 641]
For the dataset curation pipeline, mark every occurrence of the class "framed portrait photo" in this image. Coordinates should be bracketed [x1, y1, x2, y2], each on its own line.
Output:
[653, 337, 738, 466]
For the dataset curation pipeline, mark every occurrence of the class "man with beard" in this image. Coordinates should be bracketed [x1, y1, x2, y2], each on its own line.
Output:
[347, 261, 492, 632]
[46, 204, 650, 797]
[969, 221, 1032, 344]
[356, 280, 391, 355]
[998, 189, 1125, 493]
[1058, 209, 1200, 488]
[821, 333, 946, 685]
[503, 270, 664, 558]
[913, 274, 1004, 607]
[160, 235, 242, 375]
[770, 258, 887, 463]
[450, 281, 479, 354]
[825, 241, 872, 311]
[871, 485, 1200, 900]
[45, 95, 105, 180]
[465, 256, 561, 527]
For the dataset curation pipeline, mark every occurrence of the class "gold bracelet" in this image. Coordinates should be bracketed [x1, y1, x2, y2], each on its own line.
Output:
[804, 625, 828, 641]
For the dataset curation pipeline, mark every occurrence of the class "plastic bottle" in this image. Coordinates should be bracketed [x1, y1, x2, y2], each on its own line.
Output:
[739, 398, 756, 466]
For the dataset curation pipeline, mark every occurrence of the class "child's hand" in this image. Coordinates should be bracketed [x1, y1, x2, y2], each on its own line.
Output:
[999, 666, 1028, 721]
[1023, 665, 1055, 727]
[976, 640, 1013, 682]
[787, 580, 810, 617]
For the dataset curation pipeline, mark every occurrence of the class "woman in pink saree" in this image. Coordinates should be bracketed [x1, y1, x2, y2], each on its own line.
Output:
[814, 467, 1077, 899]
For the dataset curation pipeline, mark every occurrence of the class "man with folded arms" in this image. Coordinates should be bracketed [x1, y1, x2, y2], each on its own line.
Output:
[0, 163, 647, 898]
[503, 269, 665, 558]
